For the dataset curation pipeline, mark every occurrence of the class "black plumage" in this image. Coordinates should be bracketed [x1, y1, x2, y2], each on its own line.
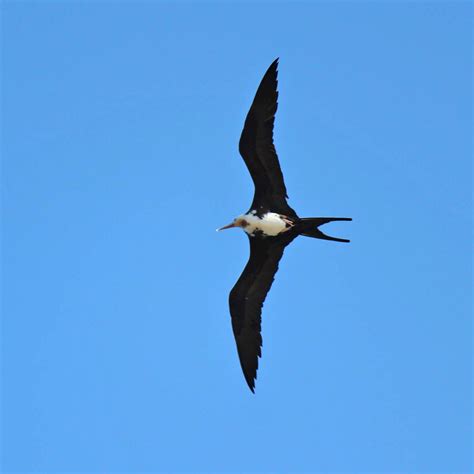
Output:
[223, 59, 351, 392]
[238, 59, 296, 218]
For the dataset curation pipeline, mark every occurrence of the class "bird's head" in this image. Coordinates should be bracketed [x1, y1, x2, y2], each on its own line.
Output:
[217, 215, 249, 232]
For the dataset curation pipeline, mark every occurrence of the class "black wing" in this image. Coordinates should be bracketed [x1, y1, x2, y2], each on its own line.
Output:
[229, 234, 296, 392]
[239, 58, 297, 217]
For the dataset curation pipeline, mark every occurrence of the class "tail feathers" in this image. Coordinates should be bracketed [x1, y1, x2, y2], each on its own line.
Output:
[300, 217, 352, 243]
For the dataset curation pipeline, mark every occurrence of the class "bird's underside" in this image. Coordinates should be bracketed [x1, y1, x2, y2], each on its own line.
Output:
[222, 58, 351, 392]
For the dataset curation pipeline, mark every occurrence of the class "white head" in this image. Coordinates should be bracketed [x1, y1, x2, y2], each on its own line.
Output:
[217, 215, 249, 232]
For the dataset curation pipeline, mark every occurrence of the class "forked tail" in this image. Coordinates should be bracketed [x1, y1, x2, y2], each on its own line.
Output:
[299, 217, 352, 243]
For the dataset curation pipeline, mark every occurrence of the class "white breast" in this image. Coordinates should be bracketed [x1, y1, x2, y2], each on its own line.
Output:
[242, 212, 290, 237]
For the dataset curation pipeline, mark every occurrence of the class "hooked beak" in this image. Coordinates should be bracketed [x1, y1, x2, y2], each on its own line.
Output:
[216, 222, 236, 231]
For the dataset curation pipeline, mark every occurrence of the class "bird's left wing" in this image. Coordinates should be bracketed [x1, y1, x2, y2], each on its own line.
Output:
[229, 234, 296, 392]
[239, 59, 297, 217]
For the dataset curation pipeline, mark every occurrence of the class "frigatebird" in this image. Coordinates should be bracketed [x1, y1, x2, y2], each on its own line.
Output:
[218, 58, 351, 392]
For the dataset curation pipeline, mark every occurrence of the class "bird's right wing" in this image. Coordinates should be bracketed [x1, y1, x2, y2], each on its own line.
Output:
[229, 234, 296, 392]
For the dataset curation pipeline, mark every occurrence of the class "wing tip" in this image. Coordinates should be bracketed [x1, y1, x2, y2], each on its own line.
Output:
[270, 57, 279, 74]
[245, 376, 256, 393]
[241, 360, 258, 393]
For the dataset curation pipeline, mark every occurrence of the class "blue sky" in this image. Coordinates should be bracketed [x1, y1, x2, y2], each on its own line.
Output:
[2, 2, 472, 473]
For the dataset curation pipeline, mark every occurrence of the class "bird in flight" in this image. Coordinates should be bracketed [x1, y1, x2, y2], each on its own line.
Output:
[218, 59, 351, 392]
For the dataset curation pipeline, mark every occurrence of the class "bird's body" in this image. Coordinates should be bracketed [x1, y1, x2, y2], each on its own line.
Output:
[219, 59, 351, 392]
[235, 211, 294, 237]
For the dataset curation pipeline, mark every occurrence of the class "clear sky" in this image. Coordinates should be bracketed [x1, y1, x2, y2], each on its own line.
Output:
[2, 2, 472, 473]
